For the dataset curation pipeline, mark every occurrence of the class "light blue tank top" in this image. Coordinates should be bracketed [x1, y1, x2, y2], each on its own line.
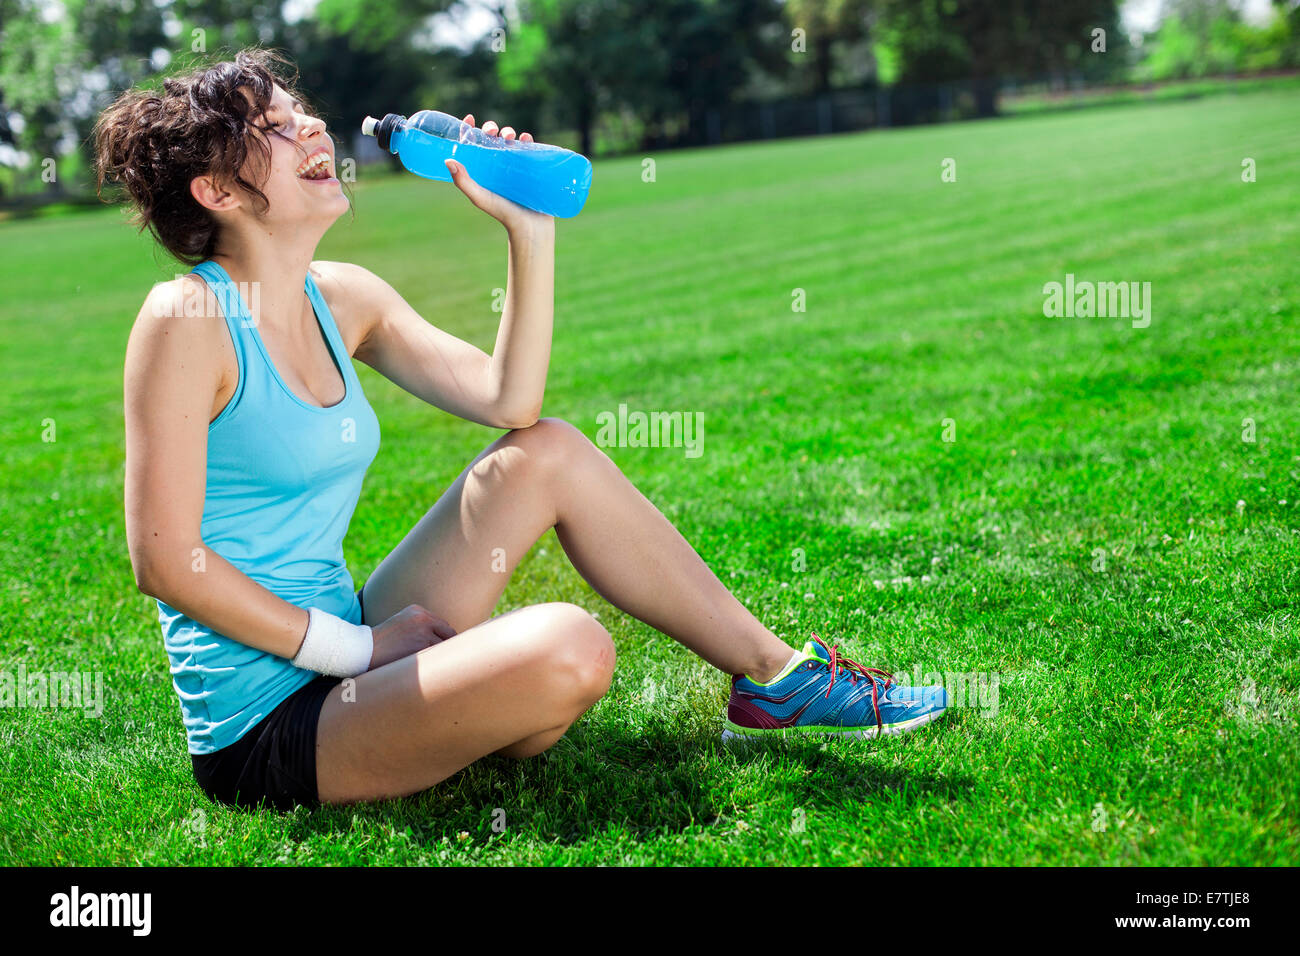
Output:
[156, 259, 382, 754]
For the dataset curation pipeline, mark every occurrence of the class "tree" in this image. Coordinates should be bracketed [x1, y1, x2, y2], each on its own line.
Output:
[498, 0, 786, 155]
[875, 0, 1122, 116]
[784, 0, 876, 95]
[67, 0, 168, 95]
[170, 0, 294, 52]
[289, 0, 454, 135]
[648, 0, 788, 145]
[1138, 0, 1291, 80]
[0, 0, 84, 195]
[497, 0, 648, 157]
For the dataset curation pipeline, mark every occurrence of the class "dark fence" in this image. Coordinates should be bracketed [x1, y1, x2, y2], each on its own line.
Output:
[609, 68, 1282, 155]
[699, 82, 976, 146]
[598, 75, 1083, 155]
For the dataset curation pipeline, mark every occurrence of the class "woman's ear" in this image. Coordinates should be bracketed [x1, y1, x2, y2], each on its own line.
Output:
[190, 173, 240, 213]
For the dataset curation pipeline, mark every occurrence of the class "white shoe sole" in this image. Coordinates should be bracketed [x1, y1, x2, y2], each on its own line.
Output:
[721, 707, 947, 745]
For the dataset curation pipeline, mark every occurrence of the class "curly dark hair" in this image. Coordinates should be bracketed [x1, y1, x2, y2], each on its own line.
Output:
[93, 48, 326, 266]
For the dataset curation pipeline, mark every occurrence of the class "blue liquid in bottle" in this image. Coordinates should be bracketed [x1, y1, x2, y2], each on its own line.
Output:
[362, 111, 593, 218]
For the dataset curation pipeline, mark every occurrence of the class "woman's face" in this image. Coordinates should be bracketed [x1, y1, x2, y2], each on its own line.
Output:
[224, 82, 349, 230]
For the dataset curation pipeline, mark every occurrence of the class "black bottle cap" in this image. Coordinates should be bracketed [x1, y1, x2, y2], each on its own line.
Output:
[375, 113, 404, 152]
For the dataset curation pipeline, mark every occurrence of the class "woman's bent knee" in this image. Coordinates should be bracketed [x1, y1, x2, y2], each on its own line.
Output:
[538, 602, 615, 709]
[468, 418, 591, 497]
[573, 613, 616, 705]
[505, 418, 598, 469]
[507, 416, 585, 445]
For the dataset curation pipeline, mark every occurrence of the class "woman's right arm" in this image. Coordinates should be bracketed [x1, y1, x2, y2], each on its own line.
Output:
[123, 276, 314, 660]
[123, 277, 453, 669]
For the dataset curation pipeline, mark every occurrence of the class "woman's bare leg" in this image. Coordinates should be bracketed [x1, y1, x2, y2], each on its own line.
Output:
[359, 417, 795, 683]
[316, 602, 614, 804]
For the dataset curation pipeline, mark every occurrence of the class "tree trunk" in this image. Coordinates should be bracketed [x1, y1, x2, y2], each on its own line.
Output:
[578, 95, 593, 158]
[972, 75, 998, 118]
[640, 109, 665, 152]
[815, 35, 834, 94]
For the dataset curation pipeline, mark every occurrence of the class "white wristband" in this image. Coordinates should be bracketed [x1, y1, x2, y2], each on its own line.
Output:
[291, 606, 374, 677]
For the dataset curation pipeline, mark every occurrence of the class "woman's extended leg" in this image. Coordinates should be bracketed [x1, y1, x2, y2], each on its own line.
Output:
[315, 602, 615, 804]
[359, 417, 795, 683]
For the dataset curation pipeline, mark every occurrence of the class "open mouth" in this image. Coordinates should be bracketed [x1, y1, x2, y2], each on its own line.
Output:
[296, 150, 335, 181]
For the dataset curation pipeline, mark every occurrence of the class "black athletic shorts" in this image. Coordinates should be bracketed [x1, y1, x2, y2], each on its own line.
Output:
[189, 585, 366, 811]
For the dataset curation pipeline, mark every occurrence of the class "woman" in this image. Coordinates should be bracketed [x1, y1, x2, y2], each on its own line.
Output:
[100, 49, 948, 812]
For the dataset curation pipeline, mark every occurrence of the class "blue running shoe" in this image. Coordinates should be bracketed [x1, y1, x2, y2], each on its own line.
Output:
[722, 635, 948, 743]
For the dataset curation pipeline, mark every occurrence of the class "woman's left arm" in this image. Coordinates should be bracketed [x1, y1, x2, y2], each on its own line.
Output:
[462, 184, 555, 432]
[339, 116, 556, 430]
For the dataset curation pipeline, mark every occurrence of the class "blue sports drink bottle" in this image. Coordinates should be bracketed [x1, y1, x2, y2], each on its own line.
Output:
[362, 111, 593, 218]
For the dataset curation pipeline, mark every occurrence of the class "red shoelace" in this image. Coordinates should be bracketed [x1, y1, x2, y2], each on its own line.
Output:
[811, 634, 895, 735]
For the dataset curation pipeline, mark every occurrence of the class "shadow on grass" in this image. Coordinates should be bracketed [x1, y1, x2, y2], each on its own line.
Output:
[273, 717, 976, 848]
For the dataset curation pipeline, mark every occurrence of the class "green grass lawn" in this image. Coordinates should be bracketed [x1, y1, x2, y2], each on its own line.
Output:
[2, 85, 1298, 866]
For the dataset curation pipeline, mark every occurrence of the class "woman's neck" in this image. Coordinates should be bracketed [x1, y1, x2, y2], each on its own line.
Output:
[208, 228, 320, 334]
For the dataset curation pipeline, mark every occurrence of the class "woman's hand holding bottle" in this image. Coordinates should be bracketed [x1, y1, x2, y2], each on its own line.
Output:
[444, 114, 555, 238]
